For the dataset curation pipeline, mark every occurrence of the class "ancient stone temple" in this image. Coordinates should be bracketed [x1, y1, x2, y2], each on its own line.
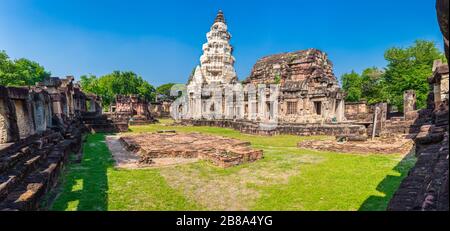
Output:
[177, 10, 351, 136]
[108, 94, 157, 125]
[243, 49, 346, 123]
[184, 10, 238, 120]
[188, 10, 237, 86]
[0, 75, 131, 210]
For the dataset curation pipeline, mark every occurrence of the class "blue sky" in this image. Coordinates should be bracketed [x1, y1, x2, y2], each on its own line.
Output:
[0, 0, 444, 86]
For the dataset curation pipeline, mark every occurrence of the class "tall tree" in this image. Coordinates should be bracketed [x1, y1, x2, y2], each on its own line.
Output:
[79, 71, 155, 109]
[0, 50, 50, 86]
[383, 40, 446, 110]
[341, 70, 362, 102]
[155, 83, 176, 101]
[360, 67, 387, 105]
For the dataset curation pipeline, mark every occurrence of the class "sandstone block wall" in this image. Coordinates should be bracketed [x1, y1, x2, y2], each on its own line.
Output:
[0, 76, 104, 210]
[180, 119, 367, 137]
[108, 94, 157, 125]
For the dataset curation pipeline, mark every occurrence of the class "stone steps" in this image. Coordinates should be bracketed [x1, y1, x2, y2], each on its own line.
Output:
[82, 113, 126, 133]
[0, 139, 70, 210]
[0, 152, 44, 201]
[0, 123, 82, 210]
[0, 159, 61, 211]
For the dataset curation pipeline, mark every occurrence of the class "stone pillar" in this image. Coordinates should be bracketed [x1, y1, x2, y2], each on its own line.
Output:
[373, 103, 387, 136]
[247, 84, 257, 121]
[403, 90, 416, 113]
[257, 84, 266, 121]
[0, 87, 20, 143]
[235, 84, 245, 120]
[49, 93, 62, 118]
[404, 90, 417, 121]
[224, 85, 233, 119]
[336, 99, 345, 122]
[13, 99, 35, 139]
[89, 98, 96, 112]
[194, 91, 202, 119]
[32, 94, 47, 133]
[44, 96, 53, 127]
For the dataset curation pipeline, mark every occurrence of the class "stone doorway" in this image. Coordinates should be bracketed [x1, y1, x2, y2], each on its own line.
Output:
[314, 101, 322, 115]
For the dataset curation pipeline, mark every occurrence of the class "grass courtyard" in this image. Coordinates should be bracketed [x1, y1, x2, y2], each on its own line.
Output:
[50, 119, 416, 211]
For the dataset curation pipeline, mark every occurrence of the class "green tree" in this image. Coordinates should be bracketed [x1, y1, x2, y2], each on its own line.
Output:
[0, 51, 16, 86]
[79, 71, 155, 109]
[155, 83, 176, 101]
[341, 70, 362, 102]
[383, 40, 446, 110]
[0, 50, 50, 86]
[360, 67, 387, 104]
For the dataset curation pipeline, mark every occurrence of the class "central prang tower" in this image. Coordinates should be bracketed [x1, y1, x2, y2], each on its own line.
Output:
[189, 10, 237, 85]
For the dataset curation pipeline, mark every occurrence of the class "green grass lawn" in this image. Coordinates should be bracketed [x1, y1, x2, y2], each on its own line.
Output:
[50, 119, 416, 211]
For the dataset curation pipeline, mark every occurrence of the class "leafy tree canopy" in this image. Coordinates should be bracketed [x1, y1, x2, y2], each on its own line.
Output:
[340, 40, 446, 110]
[155, 83, 177, 101]
[383, 40, 445, 110]
[0, 50, 51, 86]
[80, 71, 155, 109]
[341, 70, 362, 102]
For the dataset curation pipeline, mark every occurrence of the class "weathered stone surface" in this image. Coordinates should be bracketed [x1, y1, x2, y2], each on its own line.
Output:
[119, 133, 263, 168]
[297, 135, 414, 155]
[187, 10, 237, 86]
[345, 101, 372, 122]
[0, 86, 20, 143]
[108, 94, 157, 125]
[244, 48, 346, 124]
[149, 101, 172, 118]
[82, 112, 126, 133]
[180, 119, 366, 137]
[0, 76, 97, 210]
[388, 43, 449, 210]
[0, 120, 84, 210]
[436, 0, 449, 62]
[183, 11, 345, 126]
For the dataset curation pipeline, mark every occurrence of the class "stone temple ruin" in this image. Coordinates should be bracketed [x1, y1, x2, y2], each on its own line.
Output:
[0, 76, 121, 210]
[0, 3, 447, 211]
[243, 49, 346, 124]
[177, 10, 444, 144]
[176, 8, 449, 211]
[119, 133, 263, 168]
[387, 0, 449, 211]
[178, 10, 356, 137]
[107, 94, 157, 125]
[176, 10, 424, 142]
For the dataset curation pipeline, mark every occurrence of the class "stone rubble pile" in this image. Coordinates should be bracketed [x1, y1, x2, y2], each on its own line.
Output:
[297, 135, 414, 155]
[119, 133, 263, 168]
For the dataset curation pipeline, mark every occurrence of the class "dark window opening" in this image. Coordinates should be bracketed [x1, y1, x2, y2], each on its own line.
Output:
[314, 102, 322, 115]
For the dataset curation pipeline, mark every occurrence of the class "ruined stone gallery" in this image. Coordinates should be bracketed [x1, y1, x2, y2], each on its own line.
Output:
[0, 2, 449, 212]
[0, 77, 122, 210]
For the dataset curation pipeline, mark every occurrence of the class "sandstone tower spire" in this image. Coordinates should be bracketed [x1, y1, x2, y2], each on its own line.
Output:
[214, 10, 225, 23]
[189, 10, 237, 85]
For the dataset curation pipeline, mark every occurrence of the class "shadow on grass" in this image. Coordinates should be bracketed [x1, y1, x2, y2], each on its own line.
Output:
[51, 133, 114, 211]
[358, 150, 416, 211]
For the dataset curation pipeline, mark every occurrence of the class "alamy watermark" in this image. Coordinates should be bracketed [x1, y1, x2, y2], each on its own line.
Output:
[169, 83, 280, 130]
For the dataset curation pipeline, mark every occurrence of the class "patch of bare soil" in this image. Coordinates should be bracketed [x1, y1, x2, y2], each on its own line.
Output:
[159, 152, 325, 211]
